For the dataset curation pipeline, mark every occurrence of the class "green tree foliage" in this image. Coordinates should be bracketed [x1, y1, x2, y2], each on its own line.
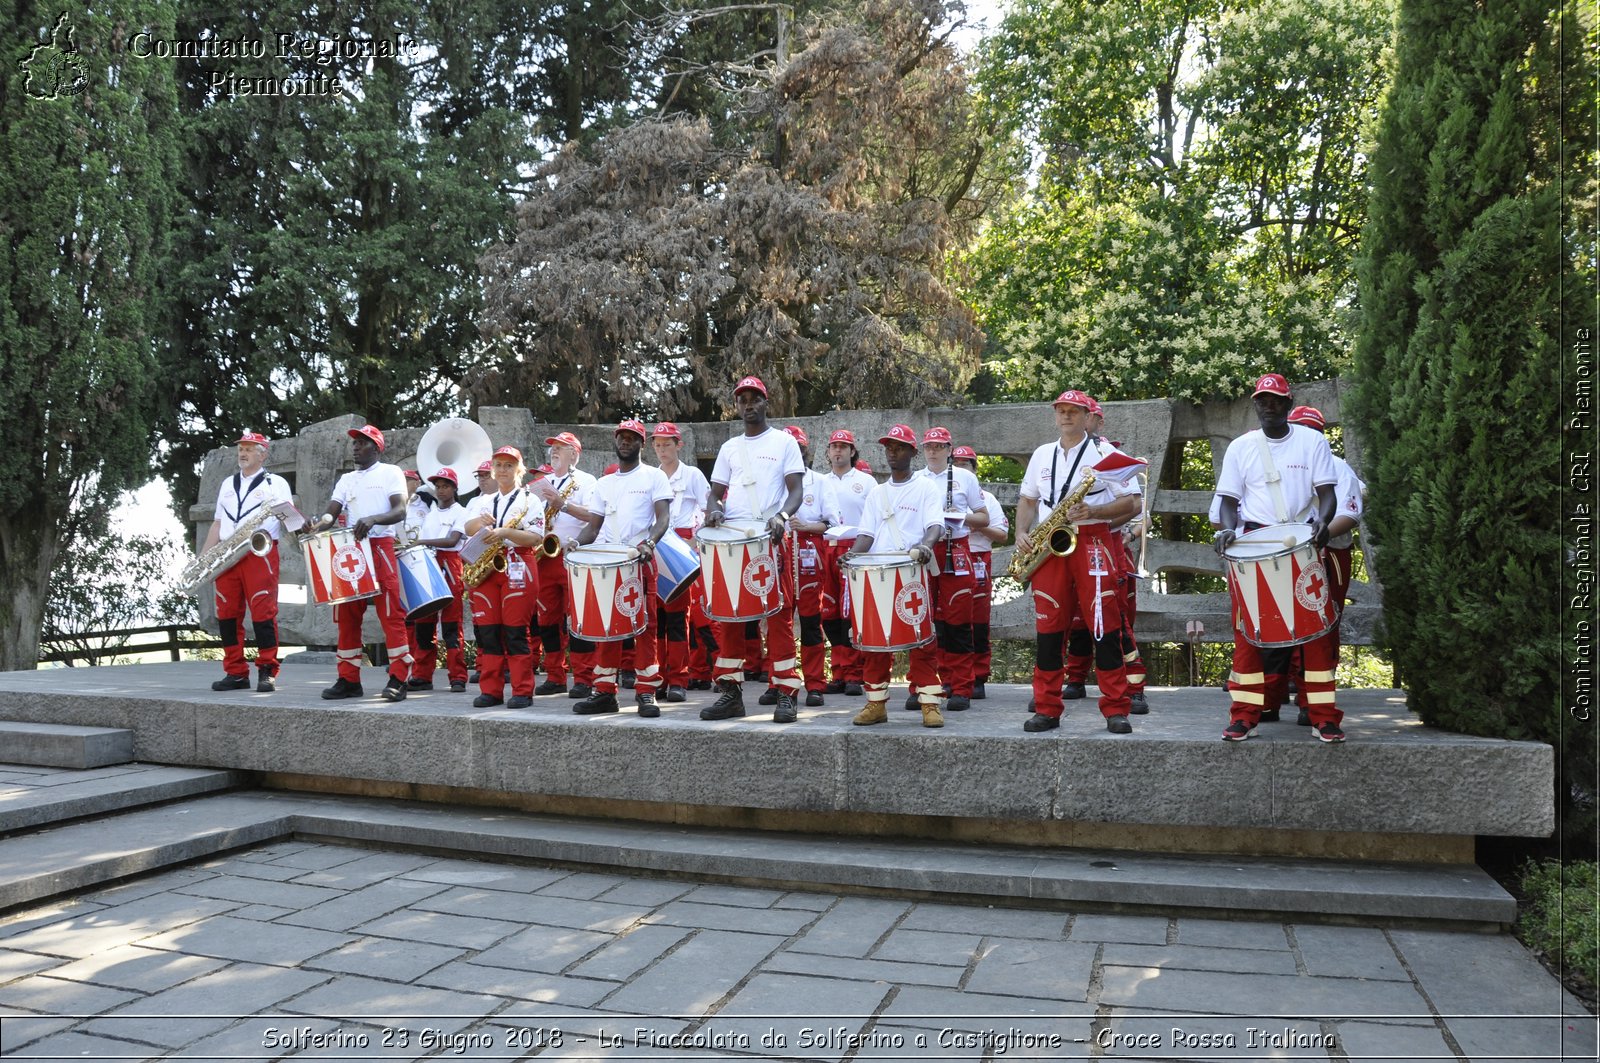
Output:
[966, 0, 1394, 401]
[0, 2, 181, 670]
[42, 531, 197, 666]
[477, 0, 994, 421]
[1352, 2, 1593, 839]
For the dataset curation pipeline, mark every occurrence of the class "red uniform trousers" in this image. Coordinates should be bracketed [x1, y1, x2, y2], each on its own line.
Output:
[597, 558, 660, 695]
[862, 636, 940, 705]
[970, 547, 994, 682]
[215, 543, 281, 679]
[1065, 540, 1146, 692]
[908, 538, 976, 699]
[1291, 544, 1352, 711]
[821, 539, 863, 682]
[713, 539, 802, 692]
[1030, 526, 1130, 719]
[686, 585, 717, 683]
[656, 529, 696, 689]
[414, 552, 467, 684]
[335, 538, 412, 684]
[537, 552, 596, 687]
[793, 531, 830, 692]
[1228, 528, 1342, 727]
[470, 547, 539, 699]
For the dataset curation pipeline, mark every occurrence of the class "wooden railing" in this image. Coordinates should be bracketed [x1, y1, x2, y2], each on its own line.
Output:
[37, 625, 224, 667]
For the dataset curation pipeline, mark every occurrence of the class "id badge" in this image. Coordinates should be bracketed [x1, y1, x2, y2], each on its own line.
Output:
[1087, 545, 1109, 577]
[799, 543, 819, 574]
[974, 559, 988, 583]
[953, 549, 972, 576]
[507, 558, 528, 587]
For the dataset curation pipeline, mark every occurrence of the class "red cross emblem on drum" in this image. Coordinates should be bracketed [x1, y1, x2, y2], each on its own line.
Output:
[894, 583, 929, 627]
[614, 576, 646, 618]
[743, 556, 777, 597]
[1295, 561, 1329, 612]
[334, 545, 368, 583]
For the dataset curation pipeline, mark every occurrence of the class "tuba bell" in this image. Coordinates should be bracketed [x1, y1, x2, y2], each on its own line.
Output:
[416, 417, 493, 487]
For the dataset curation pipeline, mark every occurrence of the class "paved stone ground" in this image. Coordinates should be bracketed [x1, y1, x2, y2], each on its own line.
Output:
[0, 841, 1592, 1062]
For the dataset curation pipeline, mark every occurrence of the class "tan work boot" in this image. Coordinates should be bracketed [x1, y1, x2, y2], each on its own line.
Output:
[853, 701, 889, 726]
[921, 701, 945, 728]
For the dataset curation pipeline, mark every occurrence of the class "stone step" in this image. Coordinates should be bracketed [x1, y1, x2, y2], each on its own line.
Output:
[0, 763, 248, 835]
[0, 721, 134, 769]
[0, 790, 1516, 925]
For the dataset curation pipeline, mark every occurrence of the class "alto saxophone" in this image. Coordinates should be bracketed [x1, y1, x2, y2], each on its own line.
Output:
[538, 477, 580, 558]
[1007, 470, 1097, 585]
[463, 489, 534, 588]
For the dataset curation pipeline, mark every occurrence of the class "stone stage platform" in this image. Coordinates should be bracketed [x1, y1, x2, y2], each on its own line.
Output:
[0, 663, 1550, 870]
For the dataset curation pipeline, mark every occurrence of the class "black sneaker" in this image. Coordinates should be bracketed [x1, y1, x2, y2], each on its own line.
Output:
[620, 671, 636, 689]
[1062, 681, 1087, 700]
[823, 680, 847, 695]
[664, 686, 687, 703]
[574, 690, 619, 715]
[1106, 714, 1132, 734]
[534, 680, 566, 696]
[212, 674, 250, 691]
[449, 681, 467, 693]
[946, 695, 970, 712]
[1315, 721, 1346, 743]
[321, 678, 363, 700]
[1297, 708, 1312, 726]
[773, 692, 797, 723]
[700, 682, 746, 720]
[805, 690, 824, 707]
[469, 670, 480, 684]
[382, 678, 407, 702]
[1128, 692, 1149, 715]
[1222, 720, 1257, 742]
[758, 687, 780, 705]
[903, 689, 920, 711]
[1027, 695, 1036, 711]
[745, 669, 768, 683]
[1023, 712, 1060, 733]
[637, 692, 660, 718]
[568, 683, 592, 699]
[844, 681, 864, 697]
[687, 679, 712, 691]
[256, 674, 276, 693]
[406, 678, 434, 691]
[971, 680, 987, 700]
[1259, 707, 1280, 723]
[507, 694, 533, 709]
[472, 693, 503, 708]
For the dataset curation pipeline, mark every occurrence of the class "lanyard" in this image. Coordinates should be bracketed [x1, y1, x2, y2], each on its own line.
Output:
[230, 471, 267, 522]
[1050, 439, 1091, 508]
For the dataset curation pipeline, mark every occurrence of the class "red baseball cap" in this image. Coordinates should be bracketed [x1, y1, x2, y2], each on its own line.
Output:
[427, 468, 459, 486]
[855, 459, 872, 472]
[652, 421, 682, 440]
[615, 419, 648, 439]
[784, 425, 809, 447]
[475, 460, 493, 476]
[733, 375, 768, 397]
[1052, 390, 1093, 410]
[492, 445, 523, 463]
[603, 462, 621, 475]
[1253, 373, 1292, 397]
[537, 463, 554, 474]
[403, 469, 421, 481]
[1288, 405, 1326, 431]
[879, 424, 919, 448]
[922, 426, 953, 446]
[1087, 398, 1104, 417]
[237, 431, 270, 449]
[952, 445, 977, 461]
[545, 431, 583, 452]
[348, 424, 385, 450]
[828, 429, 856, 446]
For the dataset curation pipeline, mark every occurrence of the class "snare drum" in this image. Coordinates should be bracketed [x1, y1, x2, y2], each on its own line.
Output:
[302, 528, 380, 606]
[1222, 524, 1339, 648]
[694, 522, 783, 622]
[653, 531, 701, 605]
[841, 552, 935, 652]
[396, 545, 453, 622]
[565, 545, 648, 642]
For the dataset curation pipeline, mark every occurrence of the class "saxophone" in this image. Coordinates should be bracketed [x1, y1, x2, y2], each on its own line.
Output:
[462, 489, 534, 588]
[180, 507, 276, 595]
[537, 477, 580, 558]
[1007, 470, 1097, 585]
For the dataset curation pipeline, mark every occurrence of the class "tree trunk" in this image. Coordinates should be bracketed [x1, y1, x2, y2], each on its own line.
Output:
[0, 510, 60, 671]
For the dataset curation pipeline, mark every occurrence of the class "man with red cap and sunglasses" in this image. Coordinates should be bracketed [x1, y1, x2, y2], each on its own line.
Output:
[650, 421, 711, 701]
[912, 427, 989, 714]
[529, 431, 601, 698]
[951, 445, 1009, 699]
[700, 375, 807, 723]
[206, 430, 294, 693]
[1213, 374, 1344, 742]
[410, 468, 471, 693]
[1016, 391, 1144, 734]
[314, 424, 413, 702]
[821, 430, 875, 696]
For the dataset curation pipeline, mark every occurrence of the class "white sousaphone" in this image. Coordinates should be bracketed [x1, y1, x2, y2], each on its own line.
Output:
[415, 417, 494, 488]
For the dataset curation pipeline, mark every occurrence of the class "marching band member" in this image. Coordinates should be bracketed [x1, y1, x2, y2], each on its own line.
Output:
[412, 468, 469, 693]
[402, 469, 430, 542]
[464, 446, 544, 709]
[821, 430, 874, 697]
[912, 427, 989, 713]
[207, 430, 293, 693]
[650, 421, 710, 702]
[466, 459, 494, 685]
[700, 375, 806, 723]
[529, 433, 600, 698]
[570, 420, 674, 717]
[782, 426, 842, 707]
[1015, 391, 1143, 734]
[846, 425, 948, 728]
[1213, 374, 1343, 742]
[952, 446, 1009, 700]
[315, 424, 413, 702]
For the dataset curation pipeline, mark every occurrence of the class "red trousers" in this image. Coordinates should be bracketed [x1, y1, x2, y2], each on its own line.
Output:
[470, 548, 539, 699]
[794, 532, 830, 692]
[907, 539, 976, 698]
[538, 552, 595, 687]
[414, 552, 467, 684]
[1030, 527, 1129, 718]
[656, 529, 698, 688]
[862, 639, 939, 704]
[822, 539, 863, 682]
[597, 559, 660, 694]
[1066, 540, 1146, 692]
[1292, 544, 1352, 710]
[335, 538, 411, 684]
[215, 543, 281, 678]
[714, 540, 801, 691]
[970, 548, 993, 681]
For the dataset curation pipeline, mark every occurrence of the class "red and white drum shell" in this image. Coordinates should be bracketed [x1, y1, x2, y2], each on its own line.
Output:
[841, 552, 935, 652]
[693, 521, 783, 623]
[302, 528, 380, 606]
[564, 545, 648, 643]
[1222, 523, 1339, 648]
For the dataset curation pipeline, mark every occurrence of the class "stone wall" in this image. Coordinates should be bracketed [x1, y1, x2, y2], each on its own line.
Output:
[189, 380, 1379, 647]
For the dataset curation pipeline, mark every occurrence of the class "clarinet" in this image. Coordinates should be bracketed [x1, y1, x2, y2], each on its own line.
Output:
[943, 465, 956, 575]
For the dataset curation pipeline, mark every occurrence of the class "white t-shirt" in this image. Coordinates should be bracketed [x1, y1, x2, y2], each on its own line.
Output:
[403, 494, 431, 543]
[421, 502, 469, 553]
[545, 469, 598, 542]
[467, 486, 545, 539]
[711, 428, 805, 521]
[917, 464, 985, 540]
[214, 469, 294, 542]
[660, 461, 711, 531]
[827, 467, 877, 529]
[858, 476, 943, 556]
[794, 469, 842, 526]
[1215, 425, 1337, 528]
[1020, 436, 1141, 525]
[331, 463, 408, 538]
[968, 490, 1008, 555]
[587, 465, 674, 547]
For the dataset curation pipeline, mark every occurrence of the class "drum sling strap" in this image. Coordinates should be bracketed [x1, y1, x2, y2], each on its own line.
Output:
[1251, 432, 1312, 524]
